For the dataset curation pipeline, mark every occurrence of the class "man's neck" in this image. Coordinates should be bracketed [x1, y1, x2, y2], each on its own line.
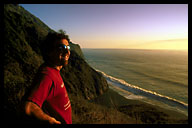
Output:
[45, 62, 63, 71]
[55, 65, 63, 71]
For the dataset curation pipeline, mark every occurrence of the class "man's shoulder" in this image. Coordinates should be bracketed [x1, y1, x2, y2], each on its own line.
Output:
[39, 65, 60, 81]
[38, 64, 54, 74]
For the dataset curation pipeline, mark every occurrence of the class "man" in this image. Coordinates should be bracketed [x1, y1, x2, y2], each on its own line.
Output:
[24, 32, 72, 124]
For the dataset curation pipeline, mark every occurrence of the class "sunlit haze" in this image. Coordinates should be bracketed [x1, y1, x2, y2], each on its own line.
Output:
[20, 4, 188, 50]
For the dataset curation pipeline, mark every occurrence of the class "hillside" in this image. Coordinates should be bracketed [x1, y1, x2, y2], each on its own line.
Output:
[4, 4, 108, 123]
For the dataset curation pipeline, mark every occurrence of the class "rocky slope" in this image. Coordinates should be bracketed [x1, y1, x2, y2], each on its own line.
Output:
[4, 4, 108, 122]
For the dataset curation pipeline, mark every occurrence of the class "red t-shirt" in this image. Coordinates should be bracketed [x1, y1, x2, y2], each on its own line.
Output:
[28, 65, 72, 124]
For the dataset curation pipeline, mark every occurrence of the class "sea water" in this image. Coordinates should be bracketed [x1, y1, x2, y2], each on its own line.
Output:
[82, 49, 188, 116]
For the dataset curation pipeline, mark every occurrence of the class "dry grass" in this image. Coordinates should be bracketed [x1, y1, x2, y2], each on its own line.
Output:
[69, 94, 137, 124]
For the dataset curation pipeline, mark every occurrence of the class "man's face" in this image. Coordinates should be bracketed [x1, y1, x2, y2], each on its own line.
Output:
[50, 39, 70, 66]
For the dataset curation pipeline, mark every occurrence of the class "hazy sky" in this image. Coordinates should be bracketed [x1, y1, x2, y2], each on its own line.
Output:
[20, 4, 188, 50]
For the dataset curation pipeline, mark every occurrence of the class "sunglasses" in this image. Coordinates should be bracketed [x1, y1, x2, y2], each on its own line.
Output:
[58, 44, 71, 51]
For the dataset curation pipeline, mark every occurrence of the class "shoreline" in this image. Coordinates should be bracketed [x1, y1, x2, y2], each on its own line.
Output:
[108, 82, 188, 116]
[95, 69, 188, 116]
[92, 86, 188, 124]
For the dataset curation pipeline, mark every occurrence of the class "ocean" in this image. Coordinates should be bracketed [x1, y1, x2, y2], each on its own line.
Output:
[82, 49, 188, 116]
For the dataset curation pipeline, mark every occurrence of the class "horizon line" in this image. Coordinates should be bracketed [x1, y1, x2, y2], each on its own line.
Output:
[81, 48, 188, 51]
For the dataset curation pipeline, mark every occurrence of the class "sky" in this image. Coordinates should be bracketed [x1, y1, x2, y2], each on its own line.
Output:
[20, 4, 188, 50]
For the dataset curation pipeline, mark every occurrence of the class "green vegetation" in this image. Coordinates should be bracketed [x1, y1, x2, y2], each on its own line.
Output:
[91, 88, 188, 124]
[4, 4, 108, 123]
[69, 93, 137, 124]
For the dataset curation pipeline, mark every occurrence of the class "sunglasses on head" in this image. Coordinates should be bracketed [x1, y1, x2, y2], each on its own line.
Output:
[58, 44, 71, 51]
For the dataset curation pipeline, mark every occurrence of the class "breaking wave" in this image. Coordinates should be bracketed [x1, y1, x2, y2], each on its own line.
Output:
[96, 69, 188, 110]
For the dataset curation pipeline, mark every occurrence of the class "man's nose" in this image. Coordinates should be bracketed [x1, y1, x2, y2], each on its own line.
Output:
[67, 49, 70, 55]
[63, 49, 70, 55]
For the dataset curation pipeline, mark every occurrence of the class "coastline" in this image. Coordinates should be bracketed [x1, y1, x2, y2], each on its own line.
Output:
[108, 82, 188, 116]
[92, 84, 188, 124]
[95, 68, 188, 116]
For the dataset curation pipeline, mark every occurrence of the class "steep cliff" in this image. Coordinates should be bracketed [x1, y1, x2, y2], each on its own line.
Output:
[4, 4, 108, 122]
